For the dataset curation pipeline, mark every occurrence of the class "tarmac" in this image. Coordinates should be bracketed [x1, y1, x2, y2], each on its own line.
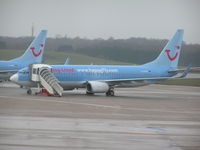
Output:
[0, 82, 200, 150]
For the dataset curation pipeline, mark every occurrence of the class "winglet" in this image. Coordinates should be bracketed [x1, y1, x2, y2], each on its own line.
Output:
[178, 64, 192, 78]
[64, 57, 71, 65]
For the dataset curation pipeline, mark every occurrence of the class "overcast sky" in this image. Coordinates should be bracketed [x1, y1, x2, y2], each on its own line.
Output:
[0, 0, 199, 44]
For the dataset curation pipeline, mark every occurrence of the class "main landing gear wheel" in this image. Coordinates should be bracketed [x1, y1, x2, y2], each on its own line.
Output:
[27, 89, 32, 95]
[106, 88, 115, 96]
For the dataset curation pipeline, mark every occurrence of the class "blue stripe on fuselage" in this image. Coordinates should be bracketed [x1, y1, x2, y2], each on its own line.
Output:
[50, 65, 173, 82]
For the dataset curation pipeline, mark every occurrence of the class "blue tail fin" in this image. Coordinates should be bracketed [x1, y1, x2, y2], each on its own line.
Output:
[64, 57, 71, 65]
[144, 29, 184, 70]
[11, 30, 47, 64]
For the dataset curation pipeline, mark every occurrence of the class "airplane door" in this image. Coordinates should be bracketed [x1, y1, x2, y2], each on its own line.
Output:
[29, 64, 51, 82]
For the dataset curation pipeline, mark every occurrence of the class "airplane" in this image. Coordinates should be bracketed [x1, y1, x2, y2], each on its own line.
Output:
[64, 57, 71, 65]
[0, 30, 47, 81]
[10, 29, 190, 96]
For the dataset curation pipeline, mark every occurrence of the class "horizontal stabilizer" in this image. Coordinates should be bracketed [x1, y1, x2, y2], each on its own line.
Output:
[178, 64, 192, 78]
[168, 66, 200, 73]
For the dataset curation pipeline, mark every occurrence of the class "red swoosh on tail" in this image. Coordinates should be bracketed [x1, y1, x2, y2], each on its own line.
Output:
[176, 46, 181, 50]
[30, 47, 42, 57]
[165, 49, 178, 61]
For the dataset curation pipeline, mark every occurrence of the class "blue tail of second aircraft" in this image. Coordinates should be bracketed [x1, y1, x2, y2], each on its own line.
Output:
[11, 30, 47, 64]
[144, 29, 184, 70]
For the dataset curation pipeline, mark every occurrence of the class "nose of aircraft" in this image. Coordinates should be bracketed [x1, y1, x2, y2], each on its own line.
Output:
[10, 73, 19, 83]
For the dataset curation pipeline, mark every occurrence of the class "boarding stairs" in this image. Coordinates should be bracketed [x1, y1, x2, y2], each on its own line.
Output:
[39, 67, 63, 96]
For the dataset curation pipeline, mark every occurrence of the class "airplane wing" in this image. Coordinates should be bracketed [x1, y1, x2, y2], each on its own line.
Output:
[98, 68, 191, 86]
[100, 77, 170, 82]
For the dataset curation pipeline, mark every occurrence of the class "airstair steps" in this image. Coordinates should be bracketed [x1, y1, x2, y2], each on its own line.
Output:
[39, 67, 63, 96]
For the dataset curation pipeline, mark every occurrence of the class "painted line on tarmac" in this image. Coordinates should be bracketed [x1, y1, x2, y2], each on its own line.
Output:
[0, 95, 121, 109]
[0, 95, 199, 115]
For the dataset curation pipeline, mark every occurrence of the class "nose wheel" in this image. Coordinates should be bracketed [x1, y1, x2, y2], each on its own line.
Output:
[27, 89, 32, 95]
[106, 88, 115, 96]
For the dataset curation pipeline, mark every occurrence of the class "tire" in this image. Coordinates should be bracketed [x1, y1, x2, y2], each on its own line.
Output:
[106, 89, 115, 96]
[110, 90, 114, 96]
[106, 92, 109, 96]
[27, 89, 32, 95]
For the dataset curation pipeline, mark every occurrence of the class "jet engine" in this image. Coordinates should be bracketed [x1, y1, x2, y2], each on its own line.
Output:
[86, 81, 109, 93]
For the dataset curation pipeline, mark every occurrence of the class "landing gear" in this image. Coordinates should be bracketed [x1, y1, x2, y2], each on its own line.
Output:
[26, 88, 40, 95]
[27, 89, 32, 95]
[106, 88, 115, 96]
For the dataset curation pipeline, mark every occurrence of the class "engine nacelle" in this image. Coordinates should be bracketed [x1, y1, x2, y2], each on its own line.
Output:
[86, 81, 109, 93]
